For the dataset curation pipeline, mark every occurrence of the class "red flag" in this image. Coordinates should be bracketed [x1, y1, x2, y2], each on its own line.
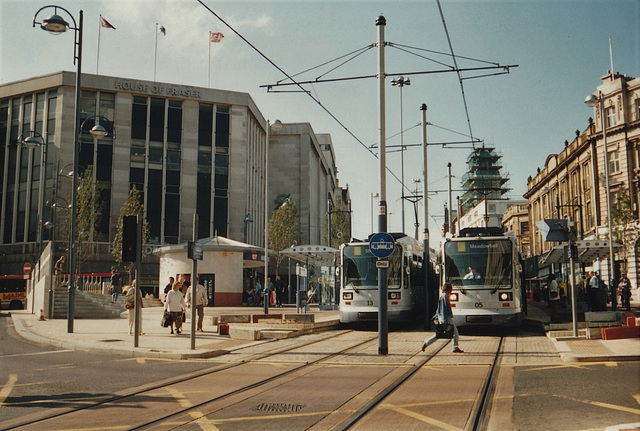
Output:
[210, 32, 224, 43]
[100, 16, 116, 30]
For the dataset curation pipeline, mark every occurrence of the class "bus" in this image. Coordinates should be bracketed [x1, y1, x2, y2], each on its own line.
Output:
[441, 227, 524, 327]
[0, 275, 27, 310]
[339, 233, 437, 324]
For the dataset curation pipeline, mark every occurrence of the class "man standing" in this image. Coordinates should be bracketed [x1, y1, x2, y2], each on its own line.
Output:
[619, 273, 632, 311]
[110, 269, 122, 303]
[275, 275, 285, 307]
[186, 276, 208, 332]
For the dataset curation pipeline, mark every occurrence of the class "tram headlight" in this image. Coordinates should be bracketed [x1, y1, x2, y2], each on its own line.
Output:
[449, 292, 459, 302]
[388, 292, 401, 300]
[343, 292, 353, 300]
[499, 292, 513, 301]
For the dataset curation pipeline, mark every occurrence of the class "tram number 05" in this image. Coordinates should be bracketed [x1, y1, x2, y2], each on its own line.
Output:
[474, 302, 484, 308]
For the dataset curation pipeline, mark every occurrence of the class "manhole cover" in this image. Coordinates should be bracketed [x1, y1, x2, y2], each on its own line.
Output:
[253, 403, 305, 413]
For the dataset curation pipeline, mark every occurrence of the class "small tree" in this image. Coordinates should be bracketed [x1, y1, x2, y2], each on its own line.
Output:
[325, 198, 350, 249]
[75, 165, 104, 267]
[268, 198, 300, 274]
[112, 186, 149, 281]
[610, 186, 640, 273]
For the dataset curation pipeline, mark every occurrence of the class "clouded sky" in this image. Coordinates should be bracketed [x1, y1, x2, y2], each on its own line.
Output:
[2, 0, 639, 246]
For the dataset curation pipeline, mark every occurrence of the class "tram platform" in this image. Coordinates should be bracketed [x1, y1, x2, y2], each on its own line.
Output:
[5, 294, 640, 362]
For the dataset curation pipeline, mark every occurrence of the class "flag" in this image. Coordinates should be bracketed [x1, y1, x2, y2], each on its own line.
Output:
[210, 31, 224, 43]
[158, 25, 166, 35]
[100, 16, 116, 30]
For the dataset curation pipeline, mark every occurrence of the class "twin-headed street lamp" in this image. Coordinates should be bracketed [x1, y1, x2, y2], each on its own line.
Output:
[264, 119, 283, 314]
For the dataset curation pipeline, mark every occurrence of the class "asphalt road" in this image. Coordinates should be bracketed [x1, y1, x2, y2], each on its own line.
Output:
[0, 313, 216, 426]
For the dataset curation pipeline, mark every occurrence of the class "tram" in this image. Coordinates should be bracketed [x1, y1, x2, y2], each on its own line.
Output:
[339, 233, 437, 324]
[441, 227, 524, 327]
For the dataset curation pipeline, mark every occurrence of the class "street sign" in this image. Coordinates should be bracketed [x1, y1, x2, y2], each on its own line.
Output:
[23, 262, 31, 275]
[536, 219, 569, 242]
[369, 233, 395, 258]
[375, 260, 389, 268]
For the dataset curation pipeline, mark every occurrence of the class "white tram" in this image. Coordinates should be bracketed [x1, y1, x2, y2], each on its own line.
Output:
[441, 227, 524, 327]
[339, 233, 431, 324]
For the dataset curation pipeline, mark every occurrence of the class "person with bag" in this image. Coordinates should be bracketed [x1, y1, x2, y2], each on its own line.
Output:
[164, 280, 186, 334]
[125, 280, 144, 336]
[422, 282, 463, 353]
[548, 274, 560, 313]
[619, 273, 632, 311]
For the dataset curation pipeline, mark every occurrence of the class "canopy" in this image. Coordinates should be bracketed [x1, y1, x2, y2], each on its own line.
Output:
[279, 244, 339, 264]
[542, 239, 622, 265]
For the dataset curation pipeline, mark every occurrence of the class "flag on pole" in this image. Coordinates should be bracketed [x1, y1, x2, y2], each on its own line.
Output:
[210, 32, 224, 43]
[100, 16, 116, 30]
[159, 25, 166, 35]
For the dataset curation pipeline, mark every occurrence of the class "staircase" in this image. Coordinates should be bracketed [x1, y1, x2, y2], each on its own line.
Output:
[52, 287, 162, 319]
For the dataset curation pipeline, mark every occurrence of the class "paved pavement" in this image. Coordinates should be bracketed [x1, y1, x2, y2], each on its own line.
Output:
[6, 295, 640, 362]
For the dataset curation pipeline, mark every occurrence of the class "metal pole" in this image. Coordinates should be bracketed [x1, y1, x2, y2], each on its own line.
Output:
[134, 213, 142, 347]
[191, 214, 198, 350]
[264, 121, 270, 315]
[569, 216, 578, 337]
[598, 95, 616, 291]
[67, 10, 83, 334]
[48, 160, 60, 320]
[400, 84, 405, 234]
[447, 162, 452, 234]
[421, 104, 430, 330]
[376, 15, 388, 355]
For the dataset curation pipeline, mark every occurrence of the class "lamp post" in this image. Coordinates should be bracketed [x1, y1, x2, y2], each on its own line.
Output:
[264, 119, 283, 314]
[33, 5, 83, 333]
[391, 76, 410, 234]
[585, 93, 616, 290]
[370, 192, 379, 233]
[244, 213, 253, 243]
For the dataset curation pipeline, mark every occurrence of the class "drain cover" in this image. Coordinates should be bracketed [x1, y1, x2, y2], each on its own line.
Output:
[253, 403, 305, 413]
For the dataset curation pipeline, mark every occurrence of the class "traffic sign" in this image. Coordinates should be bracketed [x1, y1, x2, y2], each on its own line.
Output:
[23, 262, 31, 275]
[375, 260, 389, 268]
[369, 233, 395, 258]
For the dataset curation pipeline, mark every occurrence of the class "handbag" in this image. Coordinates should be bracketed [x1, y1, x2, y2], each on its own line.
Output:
[435, 322, 454, 339]
[161, 311, 171, 327]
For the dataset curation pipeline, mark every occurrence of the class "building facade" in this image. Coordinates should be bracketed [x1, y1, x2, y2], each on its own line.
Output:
[0, 72, 341, 293]
[524, 72, 640, 288]
[502, 202, 530, 259]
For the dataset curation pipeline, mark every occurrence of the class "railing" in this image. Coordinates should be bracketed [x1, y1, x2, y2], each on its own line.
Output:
[58, 273, 110, 295]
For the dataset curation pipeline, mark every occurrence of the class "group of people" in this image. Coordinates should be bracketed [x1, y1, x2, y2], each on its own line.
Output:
[548, 270, 633, 312]
[162, 274, 207, 334]
[243, 275, 286, 311]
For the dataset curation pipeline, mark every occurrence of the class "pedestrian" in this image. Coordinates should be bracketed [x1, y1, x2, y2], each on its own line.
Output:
[588, 271, 604, 311]
[163, 276, 175, 303]
[109, 268, 122, 303]
[125, 279, 144, 336]
[254, 280, 263, 306]
[264, 277, 274, 313]
[164, 280, 186, 334]
[422, 282, 464, 353]
[275, 275, 285, 307]
[619, 273, 632, 311]
[186, 276, 207, 332]
[548, 274, 560, 313]
[54, 255, 65, 286]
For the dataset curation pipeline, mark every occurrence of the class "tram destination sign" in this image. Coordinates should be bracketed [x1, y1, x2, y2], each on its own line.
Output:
[369, 233, 395, 259]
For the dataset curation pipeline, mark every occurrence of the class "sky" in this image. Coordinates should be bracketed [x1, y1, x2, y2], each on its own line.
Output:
[2, 0, 639, 248]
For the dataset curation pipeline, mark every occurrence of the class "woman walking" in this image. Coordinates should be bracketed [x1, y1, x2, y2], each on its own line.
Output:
[422, 282, 463, 353]
[164, 281, 186, 334]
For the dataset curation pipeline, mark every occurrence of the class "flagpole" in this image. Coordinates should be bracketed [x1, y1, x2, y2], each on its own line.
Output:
[208, 36, 211, 88]
[96, 15, 102, 74]
[154, 23, 158, 81]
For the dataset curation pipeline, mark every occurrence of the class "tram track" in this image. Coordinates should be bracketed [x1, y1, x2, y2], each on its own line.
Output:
[1, 330, 363, 431]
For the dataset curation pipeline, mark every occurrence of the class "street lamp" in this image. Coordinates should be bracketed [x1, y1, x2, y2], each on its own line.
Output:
[264, 119, 283, 314]
[244, 213, 253, 243]
[33, 5, 83, 333]
[585, 93, 616, 288]
[391, 76, 410, 234]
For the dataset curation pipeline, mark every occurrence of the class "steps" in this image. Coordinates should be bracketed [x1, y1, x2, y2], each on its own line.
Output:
[51, 288, 162, 319]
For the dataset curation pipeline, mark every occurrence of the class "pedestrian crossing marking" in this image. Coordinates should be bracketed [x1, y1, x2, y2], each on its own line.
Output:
[387, 406, 464, 431]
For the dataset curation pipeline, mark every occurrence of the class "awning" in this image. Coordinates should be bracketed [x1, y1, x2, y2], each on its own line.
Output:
[279, 244, 339, 264]
[541, 239, 622, 265]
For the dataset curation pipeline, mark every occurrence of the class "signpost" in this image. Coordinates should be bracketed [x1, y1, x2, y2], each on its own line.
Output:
[23, 262, 32, 279]
[369, 233, 395, 258]
[369, 232, 395, 355]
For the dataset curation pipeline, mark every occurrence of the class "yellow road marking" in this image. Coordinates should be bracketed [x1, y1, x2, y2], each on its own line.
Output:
[44, 427, 129, 431]
[554, 394, 640, 415]
[135, 358, 146, 364]
[524, 363, 592, 372]
[380, 398, 476, 409]
[0, 374, 18, 406]
[388, 406, 464, 431]
[633, 394, 640, 406]
[166, 387, 193, 408]
[605, 362, 618, 367]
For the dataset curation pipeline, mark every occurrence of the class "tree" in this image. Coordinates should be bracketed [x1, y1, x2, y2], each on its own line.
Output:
[268, 198, 300, 274]
[325, 198, 350, 249]
[112, 186, 150, 278]
[610, 186, 640, 273]
[75, 165, 105, 267]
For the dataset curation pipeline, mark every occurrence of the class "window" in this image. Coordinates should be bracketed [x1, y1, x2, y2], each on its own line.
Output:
[521, 221, 529, 234]
[149, 98, 165, 143]
[198, 103, 213, 147]
[131, 96, 147, 140]
[167, 100, 182, 144]
[635, 98, 640, 121]
[608, 150, 620, 173]
[605, 106, 616, 128]
[582, 162, 591, 191]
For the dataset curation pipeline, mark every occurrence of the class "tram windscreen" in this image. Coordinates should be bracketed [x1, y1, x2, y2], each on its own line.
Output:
[444, 239, 512, 288]
[342, 245, 402, 288]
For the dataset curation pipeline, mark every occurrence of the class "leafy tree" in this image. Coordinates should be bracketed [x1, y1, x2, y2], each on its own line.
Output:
[112, 186, 150, 279]
[268, 198, 300, 274]
[610, 186, 639, 273]
[325, 198, 350, 249]
[75, 165, 104, 266]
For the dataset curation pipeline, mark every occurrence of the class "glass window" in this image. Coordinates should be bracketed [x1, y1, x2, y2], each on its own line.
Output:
[131, 96, 147, 140]
[149, 146, 163, 164]
[444, 239, 512, 288]
[605, 106, 616, 128]
[149, 98, 164, 143]
[215, 106, 230, 148]
[147, 169, 162, 243]
[198, 103, 213, 147]
[167, 100, 182, 144]
[96, 144, 112, 182]
[608, 150, 620, 173]
[164, 193, 180, 244]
